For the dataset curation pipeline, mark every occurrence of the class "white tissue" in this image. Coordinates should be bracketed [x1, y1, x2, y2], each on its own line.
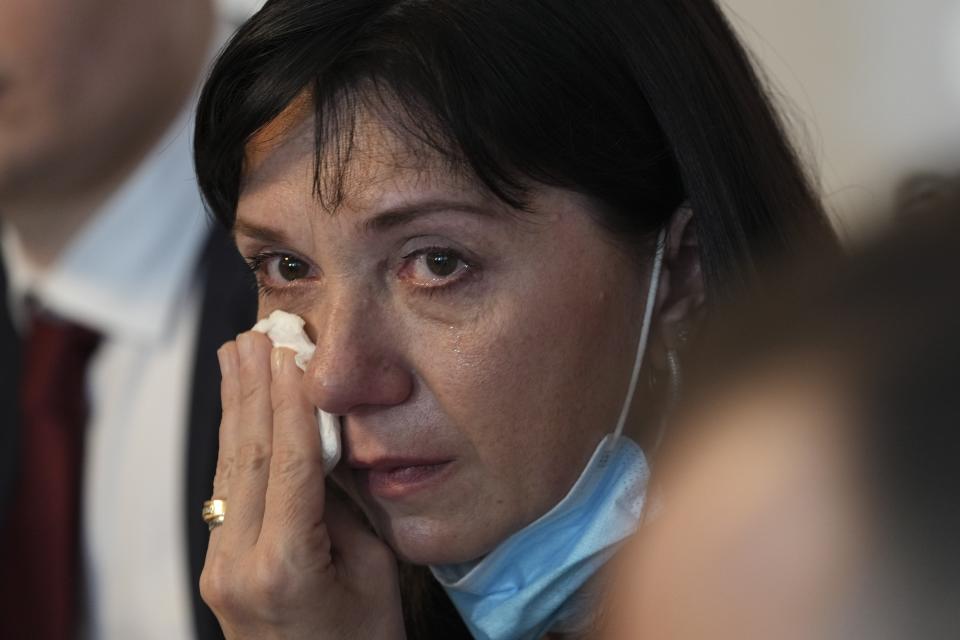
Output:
[252, 310, 342, 473]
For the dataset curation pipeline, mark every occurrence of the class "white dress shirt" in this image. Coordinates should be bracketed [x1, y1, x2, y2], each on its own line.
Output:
[2, 97, 212, 639]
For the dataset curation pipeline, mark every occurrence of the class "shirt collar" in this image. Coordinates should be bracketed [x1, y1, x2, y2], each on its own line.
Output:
[1, 105, 210, 342]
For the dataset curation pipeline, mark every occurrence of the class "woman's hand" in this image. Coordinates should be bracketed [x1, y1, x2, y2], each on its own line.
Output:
[200, 331, 405, 640]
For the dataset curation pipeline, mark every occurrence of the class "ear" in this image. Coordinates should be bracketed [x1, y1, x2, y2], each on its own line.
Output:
[649, 206, 705, 370]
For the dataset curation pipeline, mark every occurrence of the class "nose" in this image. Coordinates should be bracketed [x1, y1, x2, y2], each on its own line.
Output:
[301, 294, 413, 416]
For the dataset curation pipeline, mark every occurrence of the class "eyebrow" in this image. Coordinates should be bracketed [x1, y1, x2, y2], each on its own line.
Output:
[232, 220, 292, 246]
[358, 199, 497, 234]
[233, 198, 498, 245]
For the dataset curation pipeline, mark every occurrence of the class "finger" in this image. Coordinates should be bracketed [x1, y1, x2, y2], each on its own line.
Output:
[324, 493, 395, 583]
[260, 346, 327, 553]
[220, 330, 275, 550]
[206, 341, 241, 557]
[325, 495, 404, 633]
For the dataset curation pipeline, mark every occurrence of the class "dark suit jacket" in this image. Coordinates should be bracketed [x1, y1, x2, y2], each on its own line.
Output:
[0, 224, 256, 640]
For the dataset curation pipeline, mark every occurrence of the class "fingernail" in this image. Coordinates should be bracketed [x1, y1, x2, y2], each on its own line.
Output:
[271, 347, 286, 376]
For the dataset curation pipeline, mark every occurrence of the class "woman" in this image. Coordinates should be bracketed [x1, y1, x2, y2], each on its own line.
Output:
[192, 0, 836, 638]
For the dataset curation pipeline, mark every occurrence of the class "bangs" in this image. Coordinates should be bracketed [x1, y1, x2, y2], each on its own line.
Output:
[257, 77, 527, 215]
[194, 0, 681, 231]
[195, 0, 832, 301]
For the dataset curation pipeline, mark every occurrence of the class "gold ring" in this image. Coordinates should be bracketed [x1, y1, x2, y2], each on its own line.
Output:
[202, 499, 226, 531]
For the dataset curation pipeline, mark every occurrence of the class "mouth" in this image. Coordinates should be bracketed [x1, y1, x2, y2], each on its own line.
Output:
[349, 457, 455, 500]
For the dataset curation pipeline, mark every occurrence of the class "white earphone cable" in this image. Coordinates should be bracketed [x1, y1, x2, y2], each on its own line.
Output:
[610, 227, 667, 444]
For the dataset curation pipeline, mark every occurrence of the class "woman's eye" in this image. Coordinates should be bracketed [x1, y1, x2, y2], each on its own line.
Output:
[246, 251, 315, 291]
[402, 249, 470, 287]
[274, 255, 310, 281]
[425, 252, 459, 277]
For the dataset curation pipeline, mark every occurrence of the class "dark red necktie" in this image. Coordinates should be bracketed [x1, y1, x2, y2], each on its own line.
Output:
[0, 312, 101, 640]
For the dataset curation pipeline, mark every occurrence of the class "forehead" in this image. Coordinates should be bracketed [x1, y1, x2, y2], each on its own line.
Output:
[241, 93, 480, 217]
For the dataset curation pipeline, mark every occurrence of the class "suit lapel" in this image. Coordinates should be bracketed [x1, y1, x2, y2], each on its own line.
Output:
[184, 226, 257, 640]
[0, 253, 20, 529]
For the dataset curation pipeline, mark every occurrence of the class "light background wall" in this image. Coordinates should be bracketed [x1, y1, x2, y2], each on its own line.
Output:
[720, 0, 960, 241]
[219, 0, 267, 23]
[217, 0, 960, 240]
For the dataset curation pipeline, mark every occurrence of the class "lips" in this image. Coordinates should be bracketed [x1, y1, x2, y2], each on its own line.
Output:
[349, 457, 454, 499]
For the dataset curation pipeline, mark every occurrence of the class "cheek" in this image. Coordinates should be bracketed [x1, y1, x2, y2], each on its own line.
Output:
[11, 5, 88, 85]
[0, 6, 114, 151]
[410, 270, 635, 524]
[0, 12, 55, 118]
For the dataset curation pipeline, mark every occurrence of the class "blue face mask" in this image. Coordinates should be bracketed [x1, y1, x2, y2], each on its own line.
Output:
[430, 229, 668, 640]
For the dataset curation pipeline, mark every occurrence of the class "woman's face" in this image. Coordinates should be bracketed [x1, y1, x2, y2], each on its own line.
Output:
[235, 106, 652, 565]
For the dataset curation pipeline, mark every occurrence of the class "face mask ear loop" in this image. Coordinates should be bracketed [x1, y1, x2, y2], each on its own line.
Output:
[609, 227, 668, 450]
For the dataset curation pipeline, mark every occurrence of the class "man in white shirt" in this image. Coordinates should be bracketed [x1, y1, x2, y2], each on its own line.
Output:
[0, 2, 255, 638]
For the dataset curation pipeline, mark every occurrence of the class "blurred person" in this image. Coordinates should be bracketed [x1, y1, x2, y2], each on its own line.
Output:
[895, 171, 960, 223]
[601, 192, 960, 640]
[0, 2, 255, 639]
[190, 1, 839, 638]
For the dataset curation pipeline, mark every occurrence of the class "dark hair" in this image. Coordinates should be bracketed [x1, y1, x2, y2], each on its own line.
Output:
[194, 0, 837, 305]
[194, 1, 838, 635]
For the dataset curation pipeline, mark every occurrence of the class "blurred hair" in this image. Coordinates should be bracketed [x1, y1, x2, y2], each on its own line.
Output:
[686, 188, 960, 636]
[194, 0, 837, 304]
[894, 170, 960, 223]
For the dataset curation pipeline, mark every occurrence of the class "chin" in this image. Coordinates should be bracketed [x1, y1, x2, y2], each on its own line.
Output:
[377, 512, 500, 566]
